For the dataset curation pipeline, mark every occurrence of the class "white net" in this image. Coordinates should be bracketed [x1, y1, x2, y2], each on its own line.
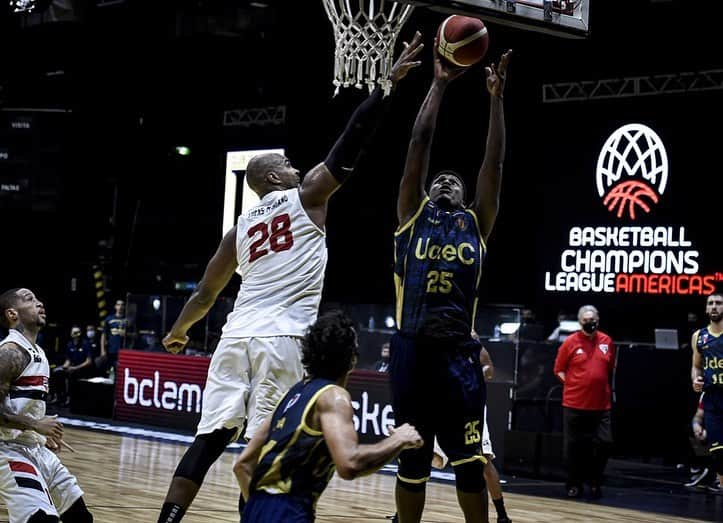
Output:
[322, 0, 414, 95]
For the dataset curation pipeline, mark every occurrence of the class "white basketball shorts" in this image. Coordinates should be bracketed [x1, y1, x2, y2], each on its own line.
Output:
[0, 442, 83, 523]
[432, 407, 494, 468]
[481, 406, 494, 459]
[197, 336, 304, 441]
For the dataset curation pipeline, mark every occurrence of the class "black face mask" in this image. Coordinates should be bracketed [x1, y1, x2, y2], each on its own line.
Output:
[582, 321, 598, 334]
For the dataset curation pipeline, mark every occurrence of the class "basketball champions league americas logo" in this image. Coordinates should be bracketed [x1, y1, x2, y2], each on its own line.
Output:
[544, 123, 722, 296]
[596, 124, 668, 221]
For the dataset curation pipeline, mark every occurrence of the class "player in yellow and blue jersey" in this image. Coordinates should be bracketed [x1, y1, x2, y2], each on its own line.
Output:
[234, 310, 423, 522]
[391, 41, 512, 523]
[692, 292, 723, 493]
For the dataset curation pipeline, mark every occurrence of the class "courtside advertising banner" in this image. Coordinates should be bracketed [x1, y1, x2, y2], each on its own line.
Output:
[346, 370, 394, 444]
[115, 350, 210, 430]
[115, 350, 393, 439]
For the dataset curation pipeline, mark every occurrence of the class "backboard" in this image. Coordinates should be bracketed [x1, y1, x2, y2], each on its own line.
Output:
[396, 0, 590, 38]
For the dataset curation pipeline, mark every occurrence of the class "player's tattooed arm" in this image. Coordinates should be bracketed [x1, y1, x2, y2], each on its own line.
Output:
[0, 343, 34, 430]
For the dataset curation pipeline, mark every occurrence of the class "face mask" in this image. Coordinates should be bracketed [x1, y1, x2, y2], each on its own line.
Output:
[582, 321, 598, 334]
[87, 330, 95, 338]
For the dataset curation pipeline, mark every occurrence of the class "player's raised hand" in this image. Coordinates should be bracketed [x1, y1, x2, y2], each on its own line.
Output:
[485, 49, 512, 99]
[433, 37, 467, 85]
[391, 31, 424, 88]
[390, 423, 424, 450]
[163, 331, 189, 354]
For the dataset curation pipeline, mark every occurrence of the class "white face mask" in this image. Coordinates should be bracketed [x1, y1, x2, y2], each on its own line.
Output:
[86, 330, 96, 338]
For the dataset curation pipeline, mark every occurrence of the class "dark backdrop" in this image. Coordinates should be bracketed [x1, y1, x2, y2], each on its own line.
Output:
[0, 1, 720, 341]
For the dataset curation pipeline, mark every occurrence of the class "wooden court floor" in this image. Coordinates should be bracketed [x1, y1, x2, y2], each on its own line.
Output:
[0, 428, 707, 522]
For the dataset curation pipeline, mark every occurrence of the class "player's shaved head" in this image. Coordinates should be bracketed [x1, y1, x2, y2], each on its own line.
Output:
[245, 153, 285, 194]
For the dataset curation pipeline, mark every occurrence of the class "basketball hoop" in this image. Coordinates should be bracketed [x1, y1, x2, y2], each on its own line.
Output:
[322, 0, 414, 95]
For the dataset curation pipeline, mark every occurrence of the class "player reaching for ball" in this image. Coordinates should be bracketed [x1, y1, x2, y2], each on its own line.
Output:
[155, 34, 424, 523]
[389, 29, 512, 523]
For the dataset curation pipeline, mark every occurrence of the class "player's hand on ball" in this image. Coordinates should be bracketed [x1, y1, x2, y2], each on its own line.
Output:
[163, 331, 189, 354]
[391, 423, 424, 449]
[485, 49, 512, 99]
[433, 38, 467, 84]
[693, 376, 704, 393]
[391, 31, 424, 88]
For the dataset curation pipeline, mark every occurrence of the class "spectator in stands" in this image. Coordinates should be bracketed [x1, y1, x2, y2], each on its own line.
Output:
[52, 326, 93, 406]
[85, 323, 100, 358]
[547, 311, 577, 343]
[519, 307, 545, 341]
[101, 298, 127, 373]
[372, 341, 391, 373]
[514, 346, 548, 399]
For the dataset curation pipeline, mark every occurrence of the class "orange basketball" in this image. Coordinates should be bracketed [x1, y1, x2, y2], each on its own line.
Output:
[437, 15, 489, 67]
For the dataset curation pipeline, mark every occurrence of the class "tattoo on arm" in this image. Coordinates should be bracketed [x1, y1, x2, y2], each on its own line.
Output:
[0, 344, 30, 424]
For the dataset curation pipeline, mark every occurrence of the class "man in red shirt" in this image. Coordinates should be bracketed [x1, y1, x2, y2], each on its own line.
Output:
[553, 304, 615, 499]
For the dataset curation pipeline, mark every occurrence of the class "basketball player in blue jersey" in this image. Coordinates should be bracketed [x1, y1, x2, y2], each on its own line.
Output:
[156, 36, 424, 523]
[390, 40, 511, 523]
[234, 311, 423, 522]
[691, 292, 723, 492]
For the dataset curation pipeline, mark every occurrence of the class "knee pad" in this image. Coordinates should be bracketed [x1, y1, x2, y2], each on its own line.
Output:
[175, 428, 236, 484]
[396, 476, 427, 493]
[711, 448, 723, 476]
[28, 511, 59, 523]
[61, 497, 92, 523]
[453, 459, 485, 493]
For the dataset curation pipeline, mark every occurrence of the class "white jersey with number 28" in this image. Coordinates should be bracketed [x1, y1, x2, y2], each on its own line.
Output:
[222, 188, 328, 338]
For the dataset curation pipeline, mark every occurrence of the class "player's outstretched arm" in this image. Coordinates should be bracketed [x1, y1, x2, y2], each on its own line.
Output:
[317, 386, 422, 480]
[398, 39, 466, 225]
[233, 415, 273, 501]
[162, 227, 238, 354]
[472, 50, 511, 243]
[301, 33, 424, 229]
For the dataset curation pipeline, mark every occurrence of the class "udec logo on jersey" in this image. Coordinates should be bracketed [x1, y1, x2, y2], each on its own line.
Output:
[596, 124, 668, 221]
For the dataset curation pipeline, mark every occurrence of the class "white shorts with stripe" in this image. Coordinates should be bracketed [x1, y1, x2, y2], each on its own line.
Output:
[433, 407, 494, 468]
[197, 336, 304, 441]
[0, 442, 83, 523]
[481, 406, 494, 459]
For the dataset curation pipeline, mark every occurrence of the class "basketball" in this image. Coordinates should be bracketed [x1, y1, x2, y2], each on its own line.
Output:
[437, 15, 489, 67]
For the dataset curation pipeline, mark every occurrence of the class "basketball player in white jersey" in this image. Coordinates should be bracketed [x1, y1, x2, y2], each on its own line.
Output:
[0, 288, 93, 522]
[156, 34, 424, 523]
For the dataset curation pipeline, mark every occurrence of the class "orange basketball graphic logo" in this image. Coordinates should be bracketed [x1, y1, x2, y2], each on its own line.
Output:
[596, 124, 668, 220]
